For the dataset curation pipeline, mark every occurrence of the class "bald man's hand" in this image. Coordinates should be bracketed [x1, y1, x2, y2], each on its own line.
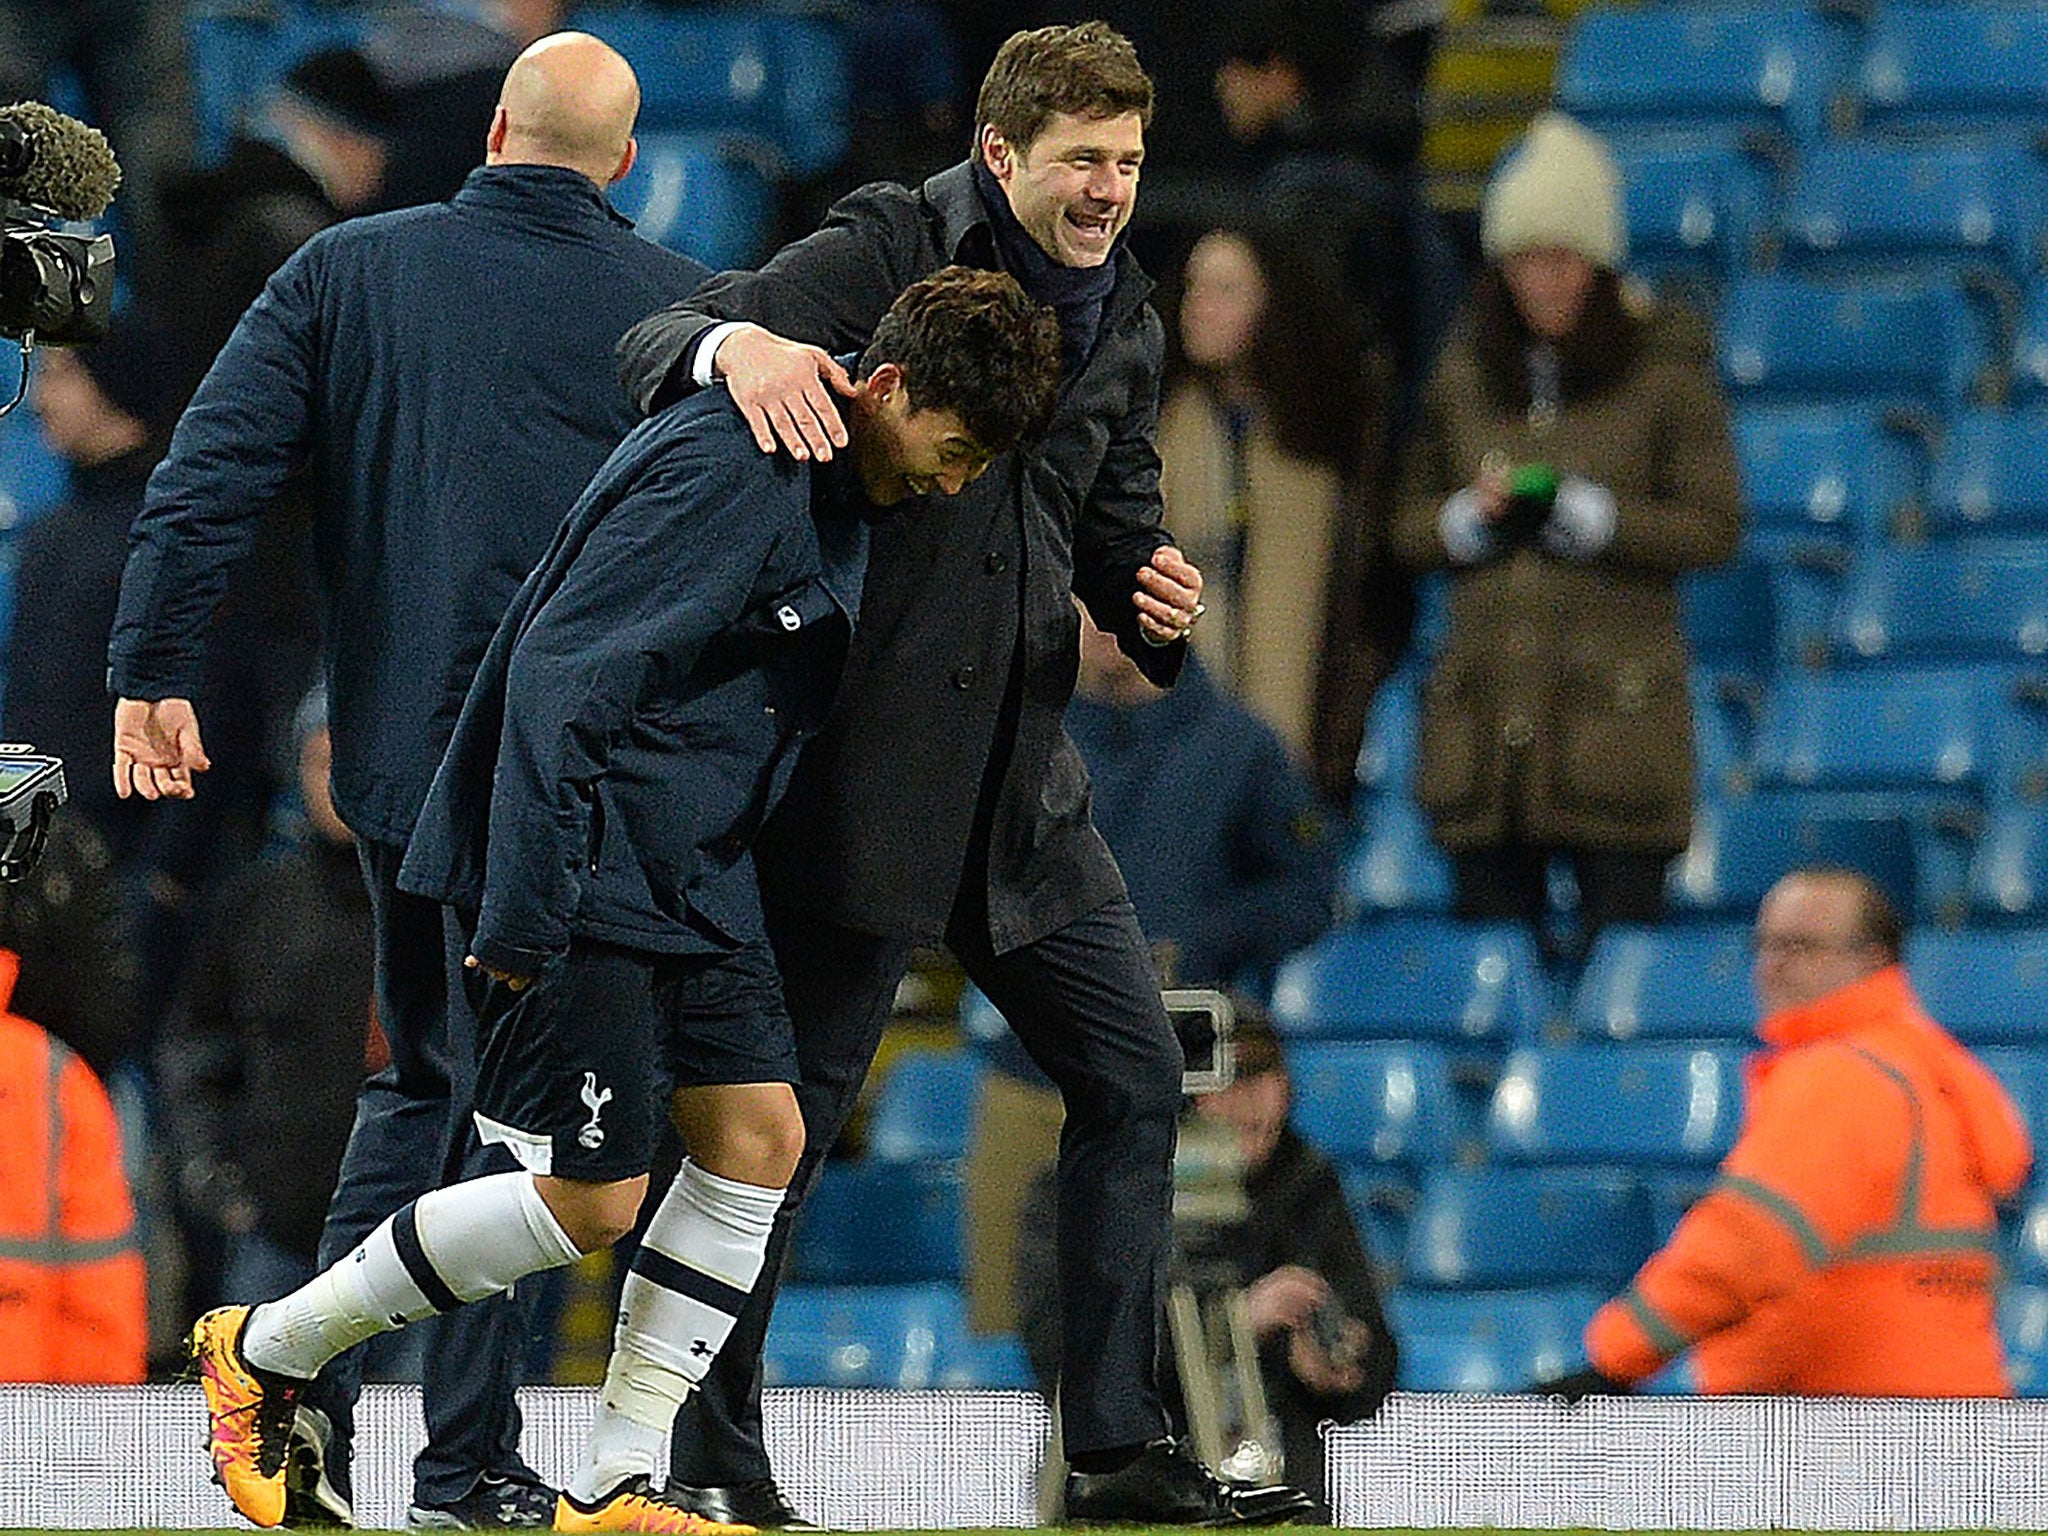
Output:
[714, 323, 857, 462]
[113, 697, 210, 801]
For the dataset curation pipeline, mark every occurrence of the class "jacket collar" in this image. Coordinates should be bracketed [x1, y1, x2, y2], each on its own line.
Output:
[1758, 963, 1921, 1051]
[920, 160, 1154, 327]
[452, 163, 635, 231]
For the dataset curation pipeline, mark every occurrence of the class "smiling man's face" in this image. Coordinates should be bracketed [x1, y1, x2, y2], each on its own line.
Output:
[984, 108, 1145, 269]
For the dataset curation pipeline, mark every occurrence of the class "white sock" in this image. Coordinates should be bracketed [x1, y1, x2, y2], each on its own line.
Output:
[243, 1171, 581, 1379]
[572, 1161, 784, 1502]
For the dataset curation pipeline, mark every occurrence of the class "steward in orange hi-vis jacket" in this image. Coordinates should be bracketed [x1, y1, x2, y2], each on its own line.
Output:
[1582, 870, 2032, 1396]
[0, 948, 146, 1381]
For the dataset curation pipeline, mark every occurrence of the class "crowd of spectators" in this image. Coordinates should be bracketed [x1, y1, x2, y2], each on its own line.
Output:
[0, 0, 1774, 1419]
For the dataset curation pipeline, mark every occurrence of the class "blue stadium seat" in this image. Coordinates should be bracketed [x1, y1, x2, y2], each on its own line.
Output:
[2000, 1283, 2048, 1396]
[1269, 918, 1552, 1045]
[1612, 136, 1772, 284]
[1730, 404, 1918, 548]
[1765, 548, 1854, 671]
[569, 7, 849, 177]
[1571, 922, 1758, 1043]
[1781, 140, 2041, 281]
[1718, 276, 1989, 411]
[607, 131, 777, 271]
[1681, 559, 1777, 677]
[2012, 1194, 2048, 1287]
[1860, 5, 2048, 135]
[789, 1161, 962, 1283]
[1690, 670, 1751, 803]
[941, 1330, 1036, 1391]
[1902, 929, 2048, 1047]
[1340, 796, 1455, 916]
[1555, 5, 1852, 142]
[1645, 1171, 1719, 1245]
[0, 375, 67, 530]
[764, 1282, 966, 1389]
[1835, 544, 2048, 666]
[1987, 676, 2048, 803]
[185, 3, 366, 165]
[1668, 792, 1918, 917]
[867, 1050, 982, 1164]
[1354, 668, 1420, 800]
[1971, 804, 2048, 921]
[1388, 1285, 1606, 1390]
[1928, 413, 2048, 537]
[1337, 1165, 1415, 1269]
[1289, 1041, 1467, 1169]
[1487, 1045, 1745, 1168]
[1976, 1048, 2048, 1159]
[2017, 285, 2048, 403]
[1752, 668, 1984, 796]
[1403, 1167, 1655, 1288]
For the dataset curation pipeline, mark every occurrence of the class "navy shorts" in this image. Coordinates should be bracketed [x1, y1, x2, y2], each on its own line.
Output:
[471, 938, 797, 1182]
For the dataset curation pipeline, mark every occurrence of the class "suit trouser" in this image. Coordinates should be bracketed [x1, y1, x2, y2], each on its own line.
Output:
[668, 894, 1182, 1483]
[307, 837, 539, 1506]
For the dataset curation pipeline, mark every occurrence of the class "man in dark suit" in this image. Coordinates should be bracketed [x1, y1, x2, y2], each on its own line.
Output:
[109, 33, 706, 1529]
[618, 22, 1314, 1528]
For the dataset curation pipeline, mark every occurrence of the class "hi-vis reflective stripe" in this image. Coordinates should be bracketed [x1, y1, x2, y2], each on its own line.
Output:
[1716, 1174, 1831, 1266]
[1621, 1285, 1691, 1355]
[3, 1035, 139, 1266]
[0, 1233, 137, 1264]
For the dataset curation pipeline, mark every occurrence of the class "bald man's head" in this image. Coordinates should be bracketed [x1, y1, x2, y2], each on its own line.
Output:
[486, 32, 640, 187]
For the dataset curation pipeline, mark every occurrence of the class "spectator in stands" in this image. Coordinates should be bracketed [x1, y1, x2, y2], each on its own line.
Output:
[109, 34, 704, 1530]
[1213, 0, 1461, 432]
[1018, 1018, 1395, 1516]
[963, 611, 1339, 1336]
[0, 0, 190, 302]
[0, 942, 147, 1383]
[158, 47, 397, 379]
[1160, 223, 1407, 801]
[1391, 112, 1740, 952]
[1542, 869, 2030, 1399]
[155, 694, 373, 1315]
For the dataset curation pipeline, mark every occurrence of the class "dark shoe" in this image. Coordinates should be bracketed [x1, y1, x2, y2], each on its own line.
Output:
[406, 1472, 560, 1530]
[1064, 1439, 1317, 1527]
[665, 1480, 820, 1531]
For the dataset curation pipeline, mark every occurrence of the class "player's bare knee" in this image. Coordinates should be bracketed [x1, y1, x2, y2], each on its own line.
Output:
[534, 1172, 649, 1253]
[694, 1098, 805, 1188]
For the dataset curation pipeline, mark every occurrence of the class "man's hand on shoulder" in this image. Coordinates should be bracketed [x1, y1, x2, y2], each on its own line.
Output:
[112, 697, 209, 801]
[715, 323, 858, 462]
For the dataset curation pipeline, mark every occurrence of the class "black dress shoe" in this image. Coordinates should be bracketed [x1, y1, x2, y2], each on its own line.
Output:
[664, 1479, 820, 1531]
[1064, 1439, 1318, 1526]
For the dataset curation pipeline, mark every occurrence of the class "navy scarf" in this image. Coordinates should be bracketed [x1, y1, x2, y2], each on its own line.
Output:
[973, 158, 1118, 375]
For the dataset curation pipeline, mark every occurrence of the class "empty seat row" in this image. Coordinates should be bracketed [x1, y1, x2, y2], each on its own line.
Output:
[764, 1282, 1033, 1391]
[1558, 4, 2048, 147]
[1274, 916, 2048, 1045]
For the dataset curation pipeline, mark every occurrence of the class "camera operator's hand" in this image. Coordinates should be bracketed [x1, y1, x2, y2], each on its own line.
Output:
[1288, 1313, 1373, 1396]
[1243, 1264, 1329, 1339]
[715, 323, 857, 462]
[112, 697, 210, 801]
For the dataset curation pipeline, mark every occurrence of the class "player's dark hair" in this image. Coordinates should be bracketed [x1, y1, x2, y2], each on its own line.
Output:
[975, 22, 1154, 153]
[861, 267, 1063, 455]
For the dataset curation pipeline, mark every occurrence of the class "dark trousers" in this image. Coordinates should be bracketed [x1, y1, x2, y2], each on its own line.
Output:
[307, 837, 539, 1507]
[668, 894, 1181, 1483]
[1453, 843, 1670, 948]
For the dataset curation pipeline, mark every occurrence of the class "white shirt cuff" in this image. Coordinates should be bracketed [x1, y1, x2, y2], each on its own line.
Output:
[1438, 487, 1495, 565]
[1543, 476, 1619, 559]
[691, 321, 750, 388]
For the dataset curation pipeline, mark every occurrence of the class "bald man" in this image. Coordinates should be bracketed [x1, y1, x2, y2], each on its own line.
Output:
[111, 34, 707, 1530]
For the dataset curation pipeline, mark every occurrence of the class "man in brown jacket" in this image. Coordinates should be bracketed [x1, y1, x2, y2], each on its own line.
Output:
[1391, 113, 1741, 944]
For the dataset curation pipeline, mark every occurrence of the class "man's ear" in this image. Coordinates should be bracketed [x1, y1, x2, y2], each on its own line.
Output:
[485, 104, 510, 160]
[609, 136, 638, 186]
[980, 124, 1014, 181]
[863, 361, 904, 404]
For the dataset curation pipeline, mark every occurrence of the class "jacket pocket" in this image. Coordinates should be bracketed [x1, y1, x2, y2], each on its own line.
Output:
[1551, 655, 1693, 821]
[1416, 655, 1492, 822]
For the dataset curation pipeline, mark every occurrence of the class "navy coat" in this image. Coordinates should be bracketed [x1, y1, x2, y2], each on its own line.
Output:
[109, 166, 706, 845]
[398, 391, 867, 976]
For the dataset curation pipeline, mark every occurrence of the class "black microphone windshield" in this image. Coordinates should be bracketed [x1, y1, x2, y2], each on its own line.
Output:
[0, 102, 121, 220]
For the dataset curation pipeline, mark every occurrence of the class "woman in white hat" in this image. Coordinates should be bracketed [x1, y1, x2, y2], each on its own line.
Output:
[1389, 112, 1742, 952]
